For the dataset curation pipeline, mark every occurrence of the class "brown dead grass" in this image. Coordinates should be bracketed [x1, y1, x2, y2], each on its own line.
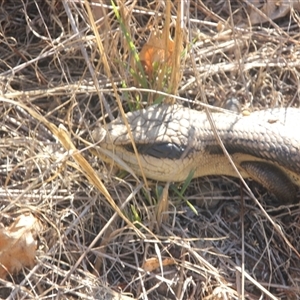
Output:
[1, 0, 300, 299]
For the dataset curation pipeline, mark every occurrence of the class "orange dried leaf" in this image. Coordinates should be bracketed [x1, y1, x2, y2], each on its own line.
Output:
[139, 30, 174, 77]
[142, 257, 176, 272]
[0, 214, 41, 279]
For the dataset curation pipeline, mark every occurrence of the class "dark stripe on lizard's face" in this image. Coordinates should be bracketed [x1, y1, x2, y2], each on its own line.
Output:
[125, 142, 186, 160]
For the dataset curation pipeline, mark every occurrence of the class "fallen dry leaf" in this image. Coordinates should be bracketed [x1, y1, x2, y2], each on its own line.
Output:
[142, 257, 176, 272]
[139, 29, 174, 79]
[0, 214, 41, 279]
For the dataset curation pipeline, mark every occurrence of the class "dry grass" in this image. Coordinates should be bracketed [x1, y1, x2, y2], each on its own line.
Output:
[1, 0, 300, 299]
